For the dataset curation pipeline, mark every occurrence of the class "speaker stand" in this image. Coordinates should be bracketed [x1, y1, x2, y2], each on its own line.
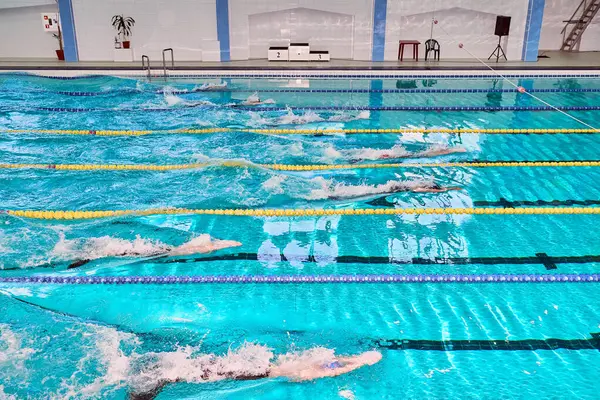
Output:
[488, 36, 507, 62]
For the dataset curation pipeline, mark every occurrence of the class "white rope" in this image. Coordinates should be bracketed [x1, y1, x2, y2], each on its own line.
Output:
[436, 22, 599, 132]
[429, 3, 436, 41]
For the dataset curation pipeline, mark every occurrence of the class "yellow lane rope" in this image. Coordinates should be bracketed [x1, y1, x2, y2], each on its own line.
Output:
[1, 128, 598, 136]
[1, 161, 599, 172]
[6, 207, 600, 220]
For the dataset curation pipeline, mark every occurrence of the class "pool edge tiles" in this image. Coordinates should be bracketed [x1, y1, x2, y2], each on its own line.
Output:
[3, 69, 600, 79]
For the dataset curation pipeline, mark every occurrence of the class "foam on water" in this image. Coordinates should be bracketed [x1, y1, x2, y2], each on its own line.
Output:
[262, 175, 287, 195]
[0, 386, 17, 400]
[339, 389, 356, 400]
[0, 324, 35, 374]
[163, 92, 215, 108]
[51, 233, 170, 261]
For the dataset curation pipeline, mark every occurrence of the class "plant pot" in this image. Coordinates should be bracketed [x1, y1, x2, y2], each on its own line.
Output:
[122, 41, 131, 49]
[56, 50, 65, 60]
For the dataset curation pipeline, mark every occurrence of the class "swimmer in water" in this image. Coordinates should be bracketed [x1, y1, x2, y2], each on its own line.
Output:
[241, 92, 275, 106]
[347, 145, 467, 163]
[129, 350, 382, 400]
[194, 82, 228, 91]
[310, 179, 462, 202]
[66, 235, 241, 269]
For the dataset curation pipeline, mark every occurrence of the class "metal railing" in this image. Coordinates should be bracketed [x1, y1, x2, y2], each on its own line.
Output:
[561, 0, 592, 50]
[162, 48, 174, 79]
[562, 0, 588, 34]
[141, 55, 151, 80]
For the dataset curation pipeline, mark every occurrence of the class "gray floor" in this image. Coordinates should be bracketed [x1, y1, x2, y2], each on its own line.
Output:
[0, 50, 598, 71]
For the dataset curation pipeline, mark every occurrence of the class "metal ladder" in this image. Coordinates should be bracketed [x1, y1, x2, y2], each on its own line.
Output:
[141, 55, 151, 80]
[162, 48, 174, 79]
[561, 0, 600, 51]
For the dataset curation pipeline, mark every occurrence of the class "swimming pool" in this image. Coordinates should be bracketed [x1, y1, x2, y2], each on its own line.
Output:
[1, 72, 600, 399]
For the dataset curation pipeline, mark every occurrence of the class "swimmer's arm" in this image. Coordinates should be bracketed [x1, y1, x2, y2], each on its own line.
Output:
[274, 353, 381, 381]
[419, 147, 467, 157]
[168, 239, 242, 256]
[411, 186, 462, 193]
[278, 362, 368, 381]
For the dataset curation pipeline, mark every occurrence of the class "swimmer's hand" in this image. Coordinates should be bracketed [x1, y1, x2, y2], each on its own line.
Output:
[169, 236, 242, 256]
[270, 351, 382, 382]
[412, 186, 462, 193]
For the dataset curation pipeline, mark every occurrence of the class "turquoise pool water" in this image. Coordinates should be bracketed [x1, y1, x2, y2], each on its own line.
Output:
[1, 73, 600, 399]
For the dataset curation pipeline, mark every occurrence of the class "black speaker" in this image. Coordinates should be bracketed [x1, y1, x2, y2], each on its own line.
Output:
[494, 16, 511, 37]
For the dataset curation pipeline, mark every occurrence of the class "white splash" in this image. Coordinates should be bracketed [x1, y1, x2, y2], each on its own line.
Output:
[60, 329, 277, 398]
[339, 389, 356, 400]
[51, 233, 171, 261]
[0, 324, 36, 373]
[262, 175, 287, 195]
[328, 110, 370, 122]
[164, 93, 185, 106]
[278, 108, 323, 125]
[0, 385, 17, 400]
[193, 82, 227, 91]
[58, 324, 138, 399]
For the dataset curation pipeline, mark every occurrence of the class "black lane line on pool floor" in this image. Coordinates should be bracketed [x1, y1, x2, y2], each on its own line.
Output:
[156, 253, 600, 271]
[8, 295, 600, 354]
[6, 252, 600, 272]
[371, 334, 600, 351]
[366, 197, 600, 209]
[474, 198, 600, 207]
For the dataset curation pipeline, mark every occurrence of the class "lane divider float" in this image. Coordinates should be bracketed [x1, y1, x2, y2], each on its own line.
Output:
[8, 104, 600, 113]
[0, 274, 598, 285]
[1, 128, 599, 136]
[2, 160, 600, 172]
[11, 87, 600, 97]
[5, 207, 600, 220]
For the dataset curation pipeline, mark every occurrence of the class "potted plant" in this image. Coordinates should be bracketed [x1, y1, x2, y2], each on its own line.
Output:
[112, 15, 135, 49]
[53, 24, 64, 60]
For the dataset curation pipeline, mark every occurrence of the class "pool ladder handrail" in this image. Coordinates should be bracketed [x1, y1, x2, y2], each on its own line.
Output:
[141, 55, 151, 80]
[162, 48, 175, 79]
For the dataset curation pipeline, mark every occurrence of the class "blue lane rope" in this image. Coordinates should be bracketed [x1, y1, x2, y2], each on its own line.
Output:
[1, 273, 598, 285]
[4, 87, 600, 97]
[5, 72, 600, 80]
[7, 105, 600, 113]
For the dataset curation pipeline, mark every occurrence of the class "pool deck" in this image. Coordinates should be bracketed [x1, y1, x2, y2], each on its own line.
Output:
[0, 51, 599, 78]
[0, 50, 599, 71]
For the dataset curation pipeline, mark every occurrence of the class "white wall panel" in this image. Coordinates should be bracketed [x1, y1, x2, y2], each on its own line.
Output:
[0, 4, 59, 58]
[0, 0, 54, 9]
[230, 0, 373, 60]
[72, 0, 218, 61]
[384, 0, 528, 61]
[248, 8, 354, 59]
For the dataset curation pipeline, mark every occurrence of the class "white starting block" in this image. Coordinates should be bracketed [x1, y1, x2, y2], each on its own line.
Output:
[310, 51, 330, 61]
[268, 44, 329, 62]
[288, 43, 310, 61]
[268, 46, 289, 61]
